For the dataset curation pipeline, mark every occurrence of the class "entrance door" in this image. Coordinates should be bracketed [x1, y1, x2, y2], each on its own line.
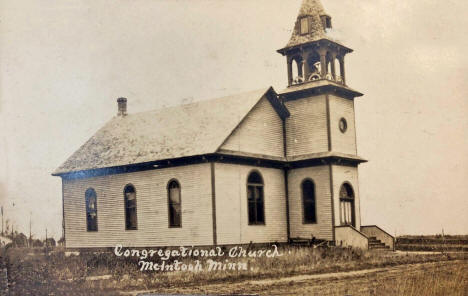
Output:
[339, 183, 355, 227]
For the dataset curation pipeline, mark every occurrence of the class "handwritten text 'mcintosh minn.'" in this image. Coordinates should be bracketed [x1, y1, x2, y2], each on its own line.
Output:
[114, 244, 283, 272]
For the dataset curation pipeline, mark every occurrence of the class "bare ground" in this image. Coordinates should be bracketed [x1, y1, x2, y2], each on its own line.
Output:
[123, 260, 468, 296]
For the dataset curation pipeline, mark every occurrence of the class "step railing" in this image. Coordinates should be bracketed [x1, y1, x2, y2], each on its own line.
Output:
[361, 225, 395, 251]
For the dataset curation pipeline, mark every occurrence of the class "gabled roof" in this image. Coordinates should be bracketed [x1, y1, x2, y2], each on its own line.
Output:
[53, 87, 288, 175]
[278, 0, 335, 53]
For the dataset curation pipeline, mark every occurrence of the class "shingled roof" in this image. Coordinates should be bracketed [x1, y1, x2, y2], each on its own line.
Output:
[280, 0, 330, 51]
[53, 88, 289, 175]
[299, 0, 326, 16]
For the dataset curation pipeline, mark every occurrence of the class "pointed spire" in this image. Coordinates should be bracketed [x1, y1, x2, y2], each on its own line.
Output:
[298, 0, 326, 17]
[279, 0, 332, 52]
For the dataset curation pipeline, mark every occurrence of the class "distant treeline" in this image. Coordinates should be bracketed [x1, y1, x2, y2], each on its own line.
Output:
[1, 231, 63, 248]
[396, 235, 468, 252]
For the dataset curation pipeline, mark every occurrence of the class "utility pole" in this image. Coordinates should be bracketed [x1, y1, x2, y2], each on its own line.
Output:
[29, 212, 32, 248]
[1, 206, 3, 236]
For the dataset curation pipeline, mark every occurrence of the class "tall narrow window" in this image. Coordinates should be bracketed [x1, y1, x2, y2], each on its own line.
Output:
[247, 172, 265, 225]
[300, 17, 309, 34]
[168, 180, 181, 227]
[85, 188, 98, 231]
[124, 185, 138, 230]
[302, 179, 317, 224]
[339, 183, 355, 227]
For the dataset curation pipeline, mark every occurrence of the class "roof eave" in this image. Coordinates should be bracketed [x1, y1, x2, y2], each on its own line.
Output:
[280, 80, 364, 100]
[54, 152, 368, 179]
[277, 38, 353, 56]
[52, 154, 219, 179]
[265, 87, 290, 119]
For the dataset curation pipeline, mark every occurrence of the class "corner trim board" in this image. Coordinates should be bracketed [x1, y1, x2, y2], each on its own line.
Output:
[329, 164, 336, 242]
[210, 162, 217, 245]
[326, 94, 332, 152]
[61, 177, 66, 247]
[282, 117, 291, 242]
[283, 168, 290, 242]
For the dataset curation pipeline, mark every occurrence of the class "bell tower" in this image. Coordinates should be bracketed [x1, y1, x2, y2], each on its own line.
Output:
[278, 0, 364, 157]
[278, 0, 351, 86]
[279, 0, 367, 243]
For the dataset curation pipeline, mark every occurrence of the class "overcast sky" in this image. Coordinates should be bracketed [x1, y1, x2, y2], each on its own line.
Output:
[1, 0, 467, 239]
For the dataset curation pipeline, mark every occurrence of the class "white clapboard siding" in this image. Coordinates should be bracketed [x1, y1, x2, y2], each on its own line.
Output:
[63, 163, 213, 248]
[285, 95, 328, 157]
[332, 165, 361, 230]
[214, 163, 288, 245]
[288, 166, 333, 241]
[329, 95, 357, 155]
[220, 97, 284, 158]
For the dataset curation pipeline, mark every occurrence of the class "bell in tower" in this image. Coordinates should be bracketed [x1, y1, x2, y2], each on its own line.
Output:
[278, 0, 352, 87]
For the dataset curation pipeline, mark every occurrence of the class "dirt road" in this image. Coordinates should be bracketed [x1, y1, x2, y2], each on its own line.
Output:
[124, 260, 468, 296]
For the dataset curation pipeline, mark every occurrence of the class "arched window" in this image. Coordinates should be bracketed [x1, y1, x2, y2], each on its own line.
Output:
[327, 53, 333, 78]
[291, 56, 304, 84]
[124, 185, 138, 230]
[292, 59, 299, 83]
[302, 179, 317, 224]
[168, 180, 182, 227]
[247, 171, 265, 225]
[335, 57, 343, 83]
[306, 52, 321, 81]
[339, 183, 355, 227]
[85, 188, 98, 231]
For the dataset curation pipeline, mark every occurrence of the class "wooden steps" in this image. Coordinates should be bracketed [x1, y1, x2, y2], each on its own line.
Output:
[368, 236, 390, 250]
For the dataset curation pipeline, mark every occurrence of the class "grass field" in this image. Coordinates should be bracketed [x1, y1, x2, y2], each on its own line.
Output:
[1, 242, 467, 295]
[130, 260, 467, 296]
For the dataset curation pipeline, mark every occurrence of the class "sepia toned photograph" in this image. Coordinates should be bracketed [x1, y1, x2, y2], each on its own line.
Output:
[0, 0, 467, 295]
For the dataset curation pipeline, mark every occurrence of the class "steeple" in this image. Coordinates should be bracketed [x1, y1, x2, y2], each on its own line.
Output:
[286, 0, 328, 49]
[278, 0, 353, 87]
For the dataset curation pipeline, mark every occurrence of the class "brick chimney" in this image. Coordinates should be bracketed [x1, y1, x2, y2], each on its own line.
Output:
[117, 97, 127, 116]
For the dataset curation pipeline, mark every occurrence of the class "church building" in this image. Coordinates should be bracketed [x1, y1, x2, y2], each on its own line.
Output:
[53, 0, 394, 250]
